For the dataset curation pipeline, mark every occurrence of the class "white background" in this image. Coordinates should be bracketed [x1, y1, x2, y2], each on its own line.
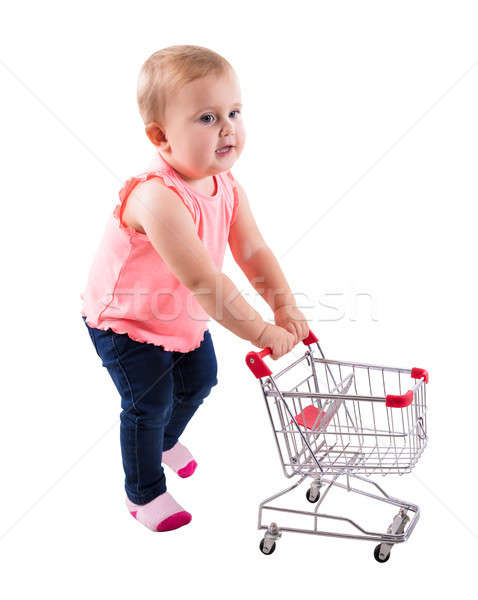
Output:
[1, 0, 477, 597]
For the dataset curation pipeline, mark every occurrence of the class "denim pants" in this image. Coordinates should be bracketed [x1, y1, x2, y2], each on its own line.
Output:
[82, 316, 218, 504]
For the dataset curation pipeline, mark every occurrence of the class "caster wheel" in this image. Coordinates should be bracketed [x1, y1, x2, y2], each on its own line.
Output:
[306, 488, 321, 503]
[374, 544, 390, 563]
[259, 539, 276, 555]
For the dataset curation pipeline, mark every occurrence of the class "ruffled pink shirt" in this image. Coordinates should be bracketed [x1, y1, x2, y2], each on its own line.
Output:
[80, 151, 239, 351]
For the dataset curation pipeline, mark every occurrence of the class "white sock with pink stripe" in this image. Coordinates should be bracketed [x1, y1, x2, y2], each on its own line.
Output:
[162, 442, 197, 478]
[126, 491, 192, 532]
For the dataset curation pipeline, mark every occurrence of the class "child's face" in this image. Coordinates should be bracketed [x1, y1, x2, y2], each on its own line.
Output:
[152, 71, 245, 179]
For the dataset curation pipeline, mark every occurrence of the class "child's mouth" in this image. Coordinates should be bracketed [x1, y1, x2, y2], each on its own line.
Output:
[215, 145, 234, 156]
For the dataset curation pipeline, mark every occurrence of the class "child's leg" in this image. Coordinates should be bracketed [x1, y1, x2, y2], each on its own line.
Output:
[82, 317, 189, 511]
[162, 330, 218, 468]
[113, 338, 176, 505]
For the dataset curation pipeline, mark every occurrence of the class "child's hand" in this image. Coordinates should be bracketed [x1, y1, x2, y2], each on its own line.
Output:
[273, 305, 309, 344]
[254, 323, 296, 360]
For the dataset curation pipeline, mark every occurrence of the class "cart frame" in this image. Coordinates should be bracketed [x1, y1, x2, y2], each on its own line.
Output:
[246, 331, 428, 561]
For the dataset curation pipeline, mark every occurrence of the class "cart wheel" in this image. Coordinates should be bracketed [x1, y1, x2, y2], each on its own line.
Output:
[259, 539, 276, 555]
[373, 544, 390, 563]
[306, 488, 321, 503]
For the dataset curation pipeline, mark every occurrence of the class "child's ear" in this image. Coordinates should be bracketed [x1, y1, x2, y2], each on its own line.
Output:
[145, 122, 168, 148]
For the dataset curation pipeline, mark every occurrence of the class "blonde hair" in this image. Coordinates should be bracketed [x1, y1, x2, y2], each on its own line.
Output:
[137, 45, 235, 126]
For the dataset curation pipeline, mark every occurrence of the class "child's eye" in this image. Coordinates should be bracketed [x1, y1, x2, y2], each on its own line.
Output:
[200, 110, 241, 124]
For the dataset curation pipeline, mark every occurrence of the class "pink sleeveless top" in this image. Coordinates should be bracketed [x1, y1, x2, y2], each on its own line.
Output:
[80, 151, 239, 352]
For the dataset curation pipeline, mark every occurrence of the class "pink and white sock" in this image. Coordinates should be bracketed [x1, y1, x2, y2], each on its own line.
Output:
[126, 492, 192, 532]
[162, 442, 197, 478]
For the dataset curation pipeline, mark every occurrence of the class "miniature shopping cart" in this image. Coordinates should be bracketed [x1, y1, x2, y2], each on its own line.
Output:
[246, 331, 428, 562]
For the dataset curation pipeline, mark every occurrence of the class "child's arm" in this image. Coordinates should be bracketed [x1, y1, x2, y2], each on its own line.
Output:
[228, 181, 309, 343]
[132, 178, 296, 358]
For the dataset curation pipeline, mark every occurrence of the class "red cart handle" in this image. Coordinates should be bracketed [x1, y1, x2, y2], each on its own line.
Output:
[245, 330, 318, 378]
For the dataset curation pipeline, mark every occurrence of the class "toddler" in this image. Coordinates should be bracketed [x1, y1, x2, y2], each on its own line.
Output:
[81, 45, 309, 533]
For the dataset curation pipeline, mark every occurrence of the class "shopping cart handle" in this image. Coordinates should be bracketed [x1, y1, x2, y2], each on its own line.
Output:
[245, 330, 318, 378]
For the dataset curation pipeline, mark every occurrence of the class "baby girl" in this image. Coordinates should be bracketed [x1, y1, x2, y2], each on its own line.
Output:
[81, 44, 309, 533]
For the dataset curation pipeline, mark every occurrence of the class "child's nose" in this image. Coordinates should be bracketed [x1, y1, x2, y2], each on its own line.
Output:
[221, 118, 235, 134]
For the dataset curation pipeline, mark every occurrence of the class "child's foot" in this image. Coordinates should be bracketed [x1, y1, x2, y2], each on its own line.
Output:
[162, 442, 197, 478]
[125, 491, 192, 532]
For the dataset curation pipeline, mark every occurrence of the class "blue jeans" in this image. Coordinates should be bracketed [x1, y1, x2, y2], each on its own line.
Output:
[82, 316, 218, 504]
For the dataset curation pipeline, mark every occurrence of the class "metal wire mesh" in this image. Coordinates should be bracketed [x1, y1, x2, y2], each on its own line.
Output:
[261, 346, 427, 477]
